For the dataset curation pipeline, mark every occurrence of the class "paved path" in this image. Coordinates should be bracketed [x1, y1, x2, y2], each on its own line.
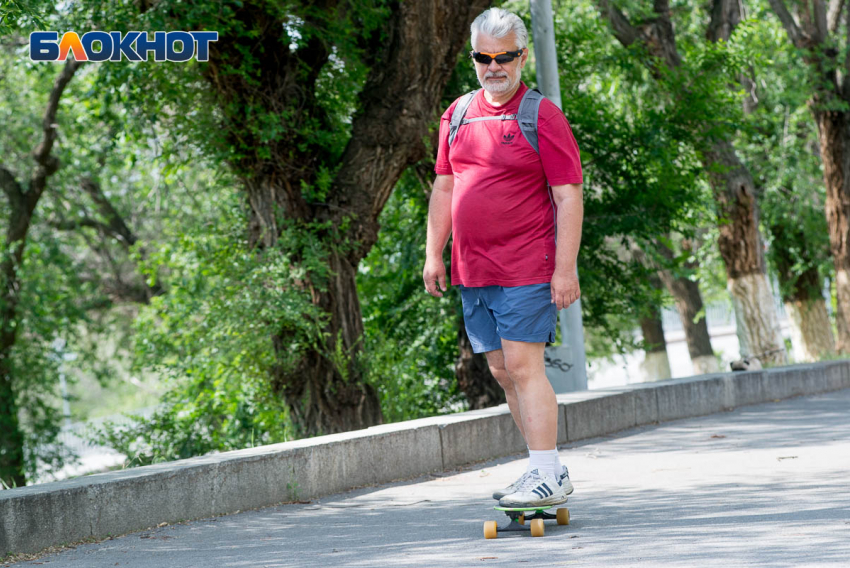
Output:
[9, 390, 850, 567]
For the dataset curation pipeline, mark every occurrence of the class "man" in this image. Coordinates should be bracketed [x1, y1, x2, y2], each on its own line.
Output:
[423, 7, 584, 508]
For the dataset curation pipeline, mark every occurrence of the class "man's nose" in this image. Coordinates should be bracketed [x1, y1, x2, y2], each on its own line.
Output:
[487, 60, 503, 73]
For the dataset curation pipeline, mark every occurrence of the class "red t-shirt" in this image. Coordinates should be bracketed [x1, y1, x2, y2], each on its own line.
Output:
[434, 82, 583, 287]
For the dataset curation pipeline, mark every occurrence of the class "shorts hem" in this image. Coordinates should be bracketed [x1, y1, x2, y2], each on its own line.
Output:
[498, 331, 555, 344]
[470, 342, 503, 354]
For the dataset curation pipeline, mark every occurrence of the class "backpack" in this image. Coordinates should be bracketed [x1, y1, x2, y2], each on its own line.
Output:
[448, 87, 545, 153]
[447, 87, 559, 245]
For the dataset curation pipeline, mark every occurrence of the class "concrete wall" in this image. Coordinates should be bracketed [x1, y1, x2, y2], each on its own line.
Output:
[2, 361, 848, 556]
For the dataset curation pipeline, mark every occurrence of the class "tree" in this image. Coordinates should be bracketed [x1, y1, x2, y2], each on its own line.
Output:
[638, 274, 673, 381]
[551, 0, 712, 355]
[0, 60, 82, 487]
[593, 0, 788, 365]
[117, 0, 491, 436]
[765, 0, 850, 353]
[657, 238, 719, 373]
[731, 8, 836, 361]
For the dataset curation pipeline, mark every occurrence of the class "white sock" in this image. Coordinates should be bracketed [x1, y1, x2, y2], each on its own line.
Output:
[527, 449, 559, 479]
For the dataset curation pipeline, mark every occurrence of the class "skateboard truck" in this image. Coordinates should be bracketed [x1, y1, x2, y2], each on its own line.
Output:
[484, 505, 570, 538]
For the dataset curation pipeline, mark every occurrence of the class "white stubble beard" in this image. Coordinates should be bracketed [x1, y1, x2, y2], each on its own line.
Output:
[478, 69, 521, 95]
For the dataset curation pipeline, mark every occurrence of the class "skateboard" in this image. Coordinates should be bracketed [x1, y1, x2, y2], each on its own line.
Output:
[483, 504, 570, 538]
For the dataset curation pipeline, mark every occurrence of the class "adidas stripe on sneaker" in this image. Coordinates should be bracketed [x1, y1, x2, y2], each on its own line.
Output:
[498, 468, 570, 508]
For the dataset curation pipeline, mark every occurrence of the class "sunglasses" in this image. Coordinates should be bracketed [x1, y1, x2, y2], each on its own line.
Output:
[469, 49, 524, 65]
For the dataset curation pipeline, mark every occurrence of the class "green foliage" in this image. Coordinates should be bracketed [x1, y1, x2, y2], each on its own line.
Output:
[2, 0, 843, 482]
[731, 12, 832, 301]
[357, 170, 467, 422]
[70, 0, 393, 178]
[551, 0, 711, 350]
[12, 243, 85, 480]
[0, 33, 121, 482]
[89, 189, 327, 464]
[0, 0, 50, 33]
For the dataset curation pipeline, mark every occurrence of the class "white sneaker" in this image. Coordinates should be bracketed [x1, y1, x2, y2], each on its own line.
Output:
[493, 465, 573, 500]
[492, 471, 531, 500]
[498, 469, 569, 508]
[560, 465, 574, 496]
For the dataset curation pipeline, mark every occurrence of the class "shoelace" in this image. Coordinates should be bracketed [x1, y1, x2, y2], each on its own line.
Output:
[510, 472, 530, 488]
[516, 471, 546, 492]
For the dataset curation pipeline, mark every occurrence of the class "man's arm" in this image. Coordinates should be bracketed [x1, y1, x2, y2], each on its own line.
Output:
[423, 174, 454, 297]
[550, 183, 583, 309]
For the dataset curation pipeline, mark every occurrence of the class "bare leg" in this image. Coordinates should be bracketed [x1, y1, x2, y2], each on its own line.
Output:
[484, 349, 526, 442]
[501, 339, 557, 450]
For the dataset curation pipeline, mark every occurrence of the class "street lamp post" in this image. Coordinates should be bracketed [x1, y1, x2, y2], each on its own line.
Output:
[531, 0, 588, 392]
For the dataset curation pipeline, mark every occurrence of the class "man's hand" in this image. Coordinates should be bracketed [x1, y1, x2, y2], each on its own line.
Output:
[423, 256, 448, 297]
[551, 267, 580, 310]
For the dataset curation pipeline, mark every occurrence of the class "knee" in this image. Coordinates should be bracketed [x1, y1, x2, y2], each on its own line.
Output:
[489, 364, 513, 390]
[504, 361, 534, 385]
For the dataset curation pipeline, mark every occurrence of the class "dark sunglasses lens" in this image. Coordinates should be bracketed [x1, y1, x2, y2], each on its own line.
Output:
[472, 52, 519, 64]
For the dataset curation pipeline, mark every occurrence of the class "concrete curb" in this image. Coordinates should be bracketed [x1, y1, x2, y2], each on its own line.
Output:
[2, 360, 849, 556]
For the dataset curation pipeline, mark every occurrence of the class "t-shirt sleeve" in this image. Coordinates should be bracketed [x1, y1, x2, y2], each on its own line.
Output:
[434, 101, 458, 176]
[537, 99, 583, 185]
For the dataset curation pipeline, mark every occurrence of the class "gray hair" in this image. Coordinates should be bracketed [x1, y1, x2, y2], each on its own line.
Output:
[470, 8, 528, 50]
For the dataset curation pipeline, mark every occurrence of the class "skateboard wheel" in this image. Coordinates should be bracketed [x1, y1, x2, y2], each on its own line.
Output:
[530, 518, 544, 537]
[556, 508, 570, 525]
[518, 514, 525, 525]
[484, 521, 498, 539]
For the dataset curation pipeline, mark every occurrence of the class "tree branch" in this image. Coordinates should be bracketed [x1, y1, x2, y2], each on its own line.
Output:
[828, 0, 844, 33]
[329, 0, 490, 260]
[49, 217, 112, 234]
[766, 0, 809, 48]
[706, 0, 742, 42]
[813, 0, 829, 43]
[594, 0, 681, 69]
[0, 166, 23, 208]
[28, 59, 83, 211]
[707, 0, 758, 112]
[594, 0, 642, 47]
[80, 177, 138, 248]
[844, 4, 850, 97]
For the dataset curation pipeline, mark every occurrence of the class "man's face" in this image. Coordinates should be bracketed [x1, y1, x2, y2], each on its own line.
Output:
[472, 32, 527, 95]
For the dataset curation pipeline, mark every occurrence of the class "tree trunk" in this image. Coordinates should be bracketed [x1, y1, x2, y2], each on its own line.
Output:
[270, 248, 383, 436]
[0, 167, 31, 488]
[766, 0, 850, 353]
[704, 0, 786, 365]
[662, 275, 719, 374]
[638, 294, 672, 382]
[188, 0, 489, 436]
[0, 60, 81, 487]
[0, 352, 26, 488]
[657, 239, 719, 374]
[770, 220, 835, 361]
[595, 0, 787, 366]
[815, 108, 850, 353]
[727, 272, 786, 363]
[785, 298, 835, 361]
[703, 141, 787, 365]
[455, 316, 505, 410]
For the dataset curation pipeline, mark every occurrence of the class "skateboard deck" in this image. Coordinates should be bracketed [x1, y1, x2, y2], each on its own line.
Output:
[484, 503, 570, 538]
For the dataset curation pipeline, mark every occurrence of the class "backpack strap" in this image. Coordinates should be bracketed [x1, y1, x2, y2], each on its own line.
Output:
[449, 87, 545, 152]
[448, 89, 480, 147]
[517, 88, 544, 154]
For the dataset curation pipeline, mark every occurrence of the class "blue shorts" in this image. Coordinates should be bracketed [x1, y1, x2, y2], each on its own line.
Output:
[458, 283, 557, 353]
